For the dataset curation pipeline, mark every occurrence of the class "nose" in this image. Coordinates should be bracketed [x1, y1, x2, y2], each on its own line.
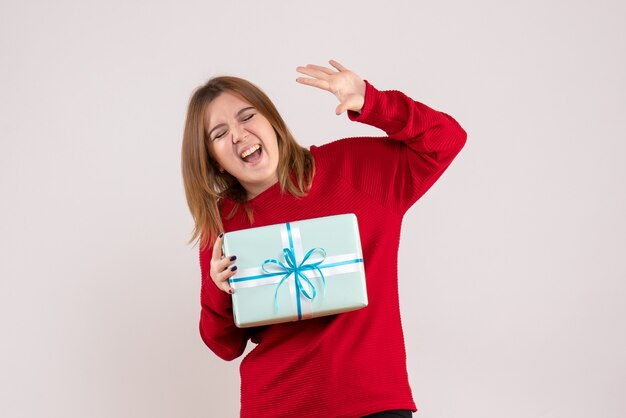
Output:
[231, 123, 248, 143]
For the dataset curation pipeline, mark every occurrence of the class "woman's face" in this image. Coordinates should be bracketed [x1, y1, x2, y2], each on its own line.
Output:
[205, 92, 279, 199]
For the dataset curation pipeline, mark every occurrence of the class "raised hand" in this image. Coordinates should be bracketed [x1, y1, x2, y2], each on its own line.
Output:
[296, 60, 366, 115]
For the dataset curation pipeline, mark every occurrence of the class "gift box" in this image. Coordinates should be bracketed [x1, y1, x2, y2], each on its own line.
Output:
[223, 213, 368, 328]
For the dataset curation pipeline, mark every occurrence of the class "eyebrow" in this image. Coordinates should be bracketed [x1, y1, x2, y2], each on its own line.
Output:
[207, 106, 255, 138]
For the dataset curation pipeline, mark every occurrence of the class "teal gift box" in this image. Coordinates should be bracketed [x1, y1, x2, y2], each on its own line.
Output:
[223, 213, 368, 328]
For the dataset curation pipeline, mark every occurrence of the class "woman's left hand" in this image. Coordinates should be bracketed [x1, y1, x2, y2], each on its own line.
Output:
[296, 60, 366, 115]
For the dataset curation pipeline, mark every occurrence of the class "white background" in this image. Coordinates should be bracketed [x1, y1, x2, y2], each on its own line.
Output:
[1, 0, 624, 417]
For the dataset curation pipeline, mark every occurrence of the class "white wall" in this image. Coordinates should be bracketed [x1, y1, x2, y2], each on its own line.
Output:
[1, 0, 624, 417]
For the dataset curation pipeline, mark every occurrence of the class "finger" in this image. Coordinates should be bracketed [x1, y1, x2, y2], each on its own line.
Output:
[329, 60, 347, 72]
[296, 65, 331, 81]
[335, 103, 347, 115]
[214, 254, 237, 272]
[304, 63, 335, 75]
[216, 265, 238, 294]
[211, 232, 224, 260]
[296, 76, 330, 92]
[218, 278, 234, 294]
[210, 254, 236, 284]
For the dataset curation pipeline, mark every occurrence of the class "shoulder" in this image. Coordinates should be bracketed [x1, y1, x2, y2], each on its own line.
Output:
[310, 136, 402, 170]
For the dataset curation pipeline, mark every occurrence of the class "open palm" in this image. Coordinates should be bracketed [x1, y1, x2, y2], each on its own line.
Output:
[296, 60, 366, 115]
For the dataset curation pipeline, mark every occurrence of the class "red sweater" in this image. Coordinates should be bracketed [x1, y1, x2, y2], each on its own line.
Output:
[198, 81, 467, 417]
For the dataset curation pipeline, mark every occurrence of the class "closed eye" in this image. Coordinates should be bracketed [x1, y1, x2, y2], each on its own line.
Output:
[209, 108, 256, 141]
[212, 130, 227, 141]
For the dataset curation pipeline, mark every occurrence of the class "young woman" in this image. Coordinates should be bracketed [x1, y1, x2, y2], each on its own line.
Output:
[182, 60, 467, 418]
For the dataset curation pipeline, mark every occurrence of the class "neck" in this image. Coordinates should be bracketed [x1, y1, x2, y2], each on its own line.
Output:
[245, 179, 279, 200]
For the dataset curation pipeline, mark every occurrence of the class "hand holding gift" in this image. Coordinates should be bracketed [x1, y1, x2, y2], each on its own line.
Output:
[209, 232, 238, 295]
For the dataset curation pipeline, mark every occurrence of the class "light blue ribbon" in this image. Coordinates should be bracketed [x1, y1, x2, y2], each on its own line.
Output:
[262, 246, 327, 320]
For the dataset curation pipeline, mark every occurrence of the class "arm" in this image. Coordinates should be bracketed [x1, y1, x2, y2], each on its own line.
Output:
[345, 81, 467, 213]
[298, 60, 467, 213]
[198, 236, 249, 361]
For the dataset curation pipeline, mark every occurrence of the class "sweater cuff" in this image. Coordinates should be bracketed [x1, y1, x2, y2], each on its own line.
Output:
[346, 80, 412, 139]
[347, 80, 375, 122]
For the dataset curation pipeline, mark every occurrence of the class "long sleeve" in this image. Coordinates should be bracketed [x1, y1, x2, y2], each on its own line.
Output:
[315, 81, 467, 214]
[198, 244, 249, 361]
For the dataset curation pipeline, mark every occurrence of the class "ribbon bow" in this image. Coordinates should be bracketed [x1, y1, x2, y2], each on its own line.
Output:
[262, 247, 327, 317]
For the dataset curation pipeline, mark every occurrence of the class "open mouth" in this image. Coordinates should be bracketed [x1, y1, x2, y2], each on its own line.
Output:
[240, 144, 262, 163]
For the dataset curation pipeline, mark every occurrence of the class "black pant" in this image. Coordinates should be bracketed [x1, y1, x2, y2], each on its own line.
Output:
[362, 410, 412, 418]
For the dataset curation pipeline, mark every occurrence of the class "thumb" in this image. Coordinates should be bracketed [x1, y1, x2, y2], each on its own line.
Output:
[335, 102, 348, 115]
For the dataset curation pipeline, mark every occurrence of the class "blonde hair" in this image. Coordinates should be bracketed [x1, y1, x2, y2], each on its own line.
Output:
[181, 76, 315, 250]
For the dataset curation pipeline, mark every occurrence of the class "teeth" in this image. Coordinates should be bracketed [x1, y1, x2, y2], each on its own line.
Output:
[240, 144, 261, 159]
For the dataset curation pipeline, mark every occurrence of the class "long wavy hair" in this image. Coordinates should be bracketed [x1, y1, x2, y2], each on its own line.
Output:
[182, 76, 315, 250]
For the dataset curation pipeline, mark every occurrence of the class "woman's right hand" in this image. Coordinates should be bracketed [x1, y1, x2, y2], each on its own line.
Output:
[210, 233, 238, 294]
